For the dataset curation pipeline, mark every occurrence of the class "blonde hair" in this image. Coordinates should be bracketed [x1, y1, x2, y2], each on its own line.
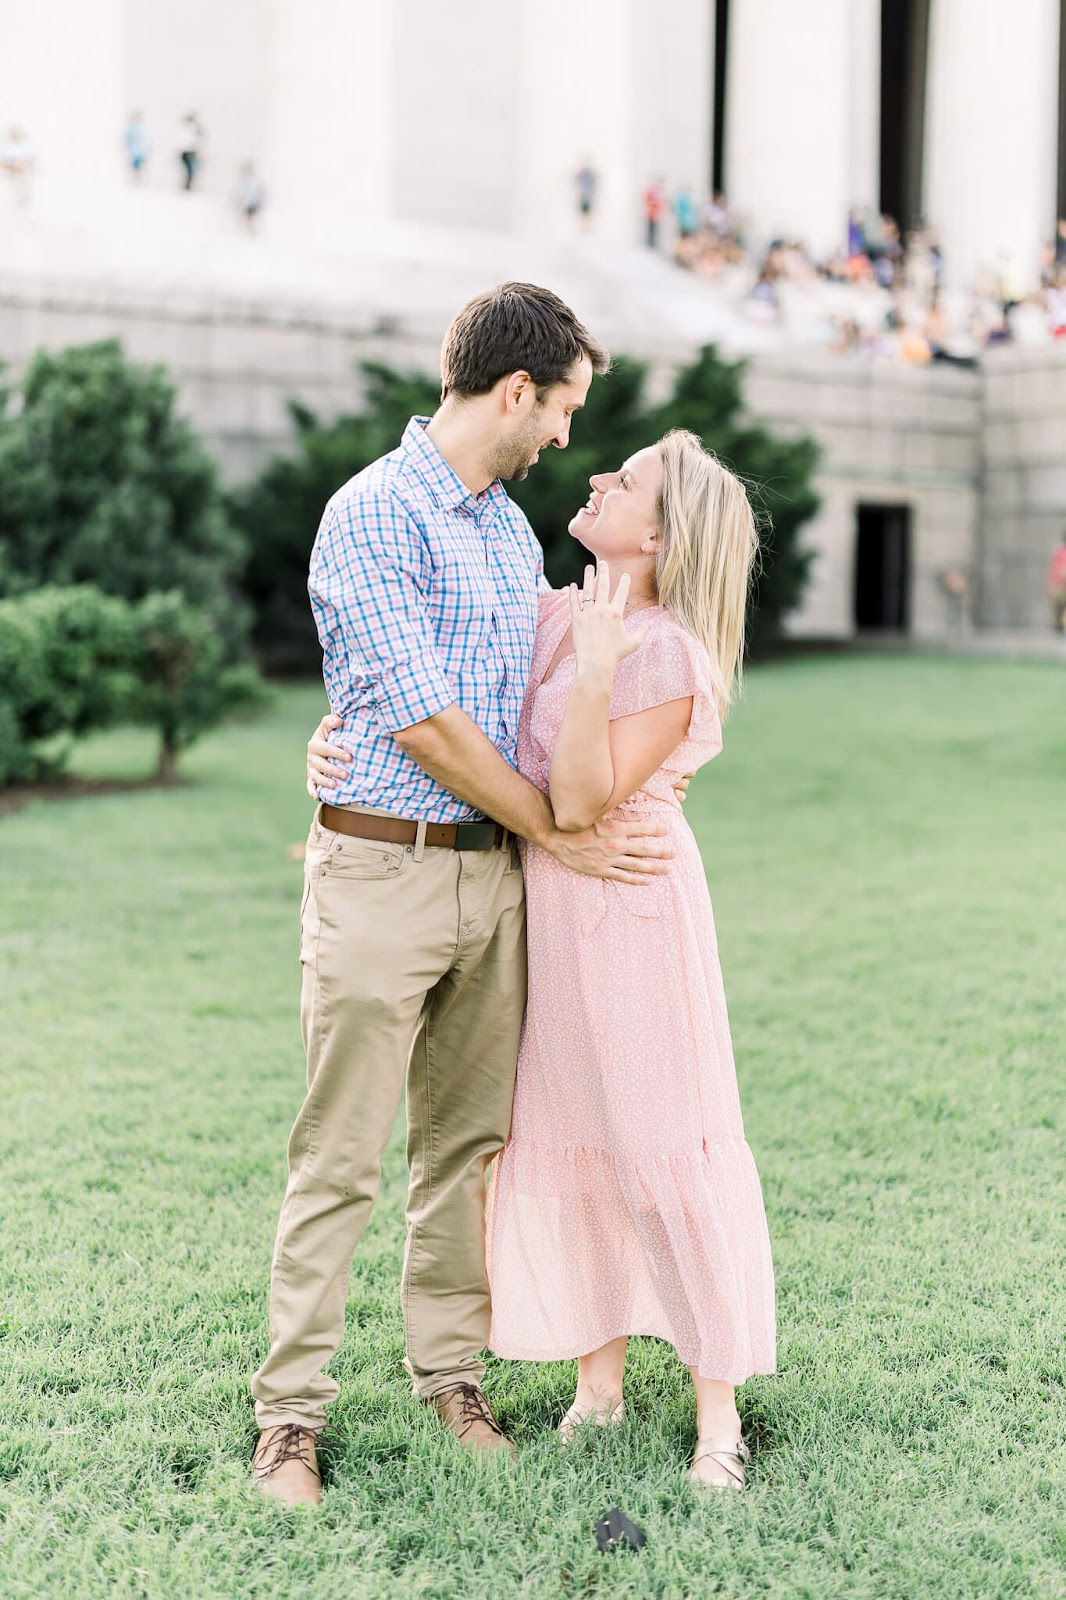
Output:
[654, 429, 758, 714]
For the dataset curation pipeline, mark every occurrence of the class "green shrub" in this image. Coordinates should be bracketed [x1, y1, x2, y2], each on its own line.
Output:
[0, 696, 23, 786]
[232, 347, 819, 672]
[230, 363, 440, 672]
[0, 341, 245, 620]
[130, 591, 268, 781]
[0, 585, 266, 786]
[0, 586, 140, 780]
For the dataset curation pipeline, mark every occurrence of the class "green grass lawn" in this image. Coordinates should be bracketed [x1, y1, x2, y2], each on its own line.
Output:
[1, 657, 1064, 1600]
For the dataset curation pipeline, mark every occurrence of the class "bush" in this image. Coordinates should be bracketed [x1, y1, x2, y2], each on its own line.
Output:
[130, 592, 267, 781]
[0, 585, 266, 786]
[0, 586, 141, 781]
[234, 348, 819, 671]
[230, 363, 439, 672]
[0, 341, 245, 620]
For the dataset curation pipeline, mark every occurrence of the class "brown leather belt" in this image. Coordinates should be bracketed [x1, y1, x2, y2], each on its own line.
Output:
[320, 804, 506, 852]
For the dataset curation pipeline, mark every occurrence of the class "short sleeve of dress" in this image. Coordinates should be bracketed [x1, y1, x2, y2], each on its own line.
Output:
[537, 586, 565, 626]
[610, 615, 723, 762]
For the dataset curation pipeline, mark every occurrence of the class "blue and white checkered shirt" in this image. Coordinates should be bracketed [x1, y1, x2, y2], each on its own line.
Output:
[309, 416, 544, 822]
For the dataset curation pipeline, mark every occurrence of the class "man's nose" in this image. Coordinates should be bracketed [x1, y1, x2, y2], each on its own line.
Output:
[551, 420, 571, 449]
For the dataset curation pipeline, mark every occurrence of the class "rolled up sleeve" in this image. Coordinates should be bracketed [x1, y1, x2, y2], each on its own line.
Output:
[309, 492, 456, 732]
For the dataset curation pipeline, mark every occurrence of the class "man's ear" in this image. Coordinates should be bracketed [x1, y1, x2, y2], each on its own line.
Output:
[502, 370, 535, 415]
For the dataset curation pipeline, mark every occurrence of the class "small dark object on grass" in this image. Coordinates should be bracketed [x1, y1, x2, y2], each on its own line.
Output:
[594, 1509, 647, 1553]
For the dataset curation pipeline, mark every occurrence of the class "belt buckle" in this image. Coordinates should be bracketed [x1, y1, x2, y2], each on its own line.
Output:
[454, 821, 498, 852]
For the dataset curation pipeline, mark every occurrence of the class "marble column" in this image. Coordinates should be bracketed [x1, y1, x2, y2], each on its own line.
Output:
[923, 0, 1061, 291]
[263, 0, 393, 223]
[120, 0, 271, 199]
[847, 0, 882, 224]
[514, 0, 712, 248]
[725, 0, 880, 258]
[0, 0, 124, 189]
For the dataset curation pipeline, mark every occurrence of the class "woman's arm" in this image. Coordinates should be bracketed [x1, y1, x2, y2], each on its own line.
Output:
[311, 706, 697, 815]
[548, 565, 692, 832]
[550, 693, 692, 832]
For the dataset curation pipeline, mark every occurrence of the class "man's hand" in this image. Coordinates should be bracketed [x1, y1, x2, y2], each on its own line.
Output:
[306, 712, 352, 798]
[673, 773, 692, 805]
[543, 815, 672, 883]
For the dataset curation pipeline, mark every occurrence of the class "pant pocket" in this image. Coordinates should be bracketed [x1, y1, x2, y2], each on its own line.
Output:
[299, 871, 321, 967]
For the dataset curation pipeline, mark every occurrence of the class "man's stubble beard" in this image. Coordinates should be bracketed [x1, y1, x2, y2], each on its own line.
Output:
[487, 411, 544, 483]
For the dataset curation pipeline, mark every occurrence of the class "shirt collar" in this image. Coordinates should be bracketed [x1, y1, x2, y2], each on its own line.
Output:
[400, 416, 509, 516]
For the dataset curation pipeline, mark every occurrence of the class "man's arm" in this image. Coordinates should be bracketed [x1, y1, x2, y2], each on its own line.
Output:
[393, 706, 671, 883]
[308, 500, 668, 882]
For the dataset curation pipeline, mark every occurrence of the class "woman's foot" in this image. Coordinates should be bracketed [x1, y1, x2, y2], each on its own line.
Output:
[559, 1391, 626, 1443]
[688, 1435, 750, 1491]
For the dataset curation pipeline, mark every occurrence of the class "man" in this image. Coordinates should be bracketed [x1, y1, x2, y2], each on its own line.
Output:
[252, 283, 669, 1505]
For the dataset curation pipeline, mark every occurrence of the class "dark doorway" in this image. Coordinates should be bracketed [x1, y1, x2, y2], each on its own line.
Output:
[712, 0, 731, 198]
[880, 0, 931, 227]
[854, 504, 912, 630]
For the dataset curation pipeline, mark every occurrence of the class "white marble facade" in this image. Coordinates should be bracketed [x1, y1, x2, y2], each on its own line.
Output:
[1, 0, 1060, 290]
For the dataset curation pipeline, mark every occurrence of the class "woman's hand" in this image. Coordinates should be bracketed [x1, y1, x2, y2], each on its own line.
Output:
[568, 563, 650, 689]
[306, 712, 352, 799]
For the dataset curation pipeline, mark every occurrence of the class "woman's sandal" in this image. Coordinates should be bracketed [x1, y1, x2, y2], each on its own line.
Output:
[688, 1437, 750, 1491]
[559, 1399, 626, 1444]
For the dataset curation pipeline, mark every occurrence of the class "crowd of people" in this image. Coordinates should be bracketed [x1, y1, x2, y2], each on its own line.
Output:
[5, 126, 1066, 353]
[0, 110, 264, 231]
[572, 168, 1066, 362]
[735, 208, 1066, 363]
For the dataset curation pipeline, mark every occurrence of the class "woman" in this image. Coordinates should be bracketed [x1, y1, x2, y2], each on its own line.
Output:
[307, 430, 775, 1488]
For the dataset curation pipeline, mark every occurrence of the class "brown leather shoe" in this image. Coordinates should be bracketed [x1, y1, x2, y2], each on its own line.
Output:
[431, 1384, 517, 1457]
[252, 1424, 322, 1505]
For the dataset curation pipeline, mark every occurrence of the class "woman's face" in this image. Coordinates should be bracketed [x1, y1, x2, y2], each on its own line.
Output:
[568, 446, 663, 562]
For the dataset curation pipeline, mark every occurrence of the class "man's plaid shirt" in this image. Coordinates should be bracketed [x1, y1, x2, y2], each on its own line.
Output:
[308, 416, 544, 822]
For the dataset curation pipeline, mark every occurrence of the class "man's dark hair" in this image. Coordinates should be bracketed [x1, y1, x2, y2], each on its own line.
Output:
[440, 281, 610, 400]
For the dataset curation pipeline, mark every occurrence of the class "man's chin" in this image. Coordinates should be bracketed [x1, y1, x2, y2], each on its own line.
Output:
[506, 464, 530, 482]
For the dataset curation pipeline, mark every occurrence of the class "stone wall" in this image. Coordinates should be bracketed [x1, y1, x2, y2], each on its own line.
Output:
[979, 344, 1066, 628]
[1, 277, 1061, 638]
[744, 356, 982, 637]
[0, 278, 439, 487]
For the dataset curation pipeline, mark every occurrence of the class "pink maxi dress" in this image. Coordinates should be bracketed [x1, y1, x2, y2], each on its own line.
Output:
[486, 595, 777, 1382]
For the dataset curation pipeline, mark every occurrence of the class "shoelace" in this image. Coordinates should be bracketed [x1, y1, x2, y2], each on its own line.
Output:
[253, 1423, 322, 1480]
[437, 1384, 504, 1440]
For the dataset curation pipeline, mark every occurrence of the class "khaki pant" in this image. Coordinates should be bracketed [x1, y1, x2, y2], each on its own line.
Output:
[252, 808, 527, 1430]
